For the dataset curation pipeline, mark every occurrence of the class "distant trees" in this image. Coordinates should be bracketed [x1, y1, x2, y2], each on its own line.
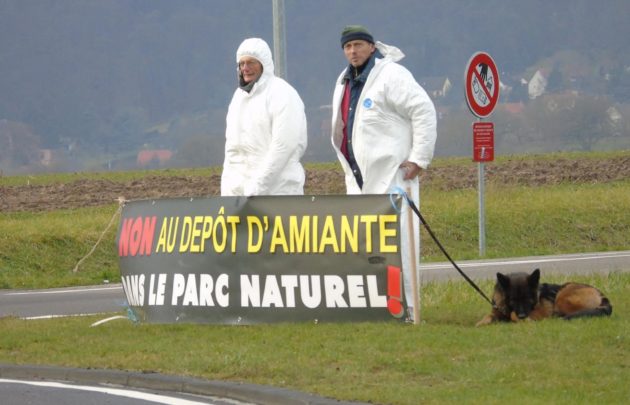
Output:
[546, 66, 563, 93]
[171, 134, 219, 168]
[523, 94, 617, 151]
[432, 92, 627, 159]
[608, 66, 630, 103]
[557, 96, 614, 151]
[495, 94, 622, 154]
[1, 1, 629, 173]
[0, 120, 42, 170]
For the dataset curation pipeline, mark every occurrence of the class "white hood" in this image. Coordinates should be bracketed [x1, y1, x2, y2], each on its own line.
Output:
[375, 41, 405, 62]
[236, 38, 275, 80]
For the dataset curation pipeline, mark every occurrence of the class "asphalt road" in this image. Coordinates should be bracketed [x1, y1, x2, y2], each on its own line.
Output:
[2, 251, 629, 319]
[417, 249, 630, 282]
[0, 378, 249, 405]
[0, 283, 126, 319]
[0, 364, 355, 405]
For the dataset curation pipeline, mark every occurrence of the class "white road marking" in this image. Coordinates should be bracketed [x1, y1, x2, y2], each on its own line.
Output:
[0, 378, 216, 405]
[419, 251, 630, 270]
[22, 313, 102, 320]
[6, 285, 122, 296]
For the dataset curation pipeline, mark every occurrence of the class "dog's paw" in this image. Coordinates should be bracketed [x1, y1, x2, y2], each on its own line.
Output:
[475, 315, 493, 327]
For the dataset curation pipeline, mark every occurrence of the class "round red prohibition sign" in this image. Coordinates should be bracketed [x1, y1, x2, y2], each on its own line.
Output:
[465, 52, 500, 118]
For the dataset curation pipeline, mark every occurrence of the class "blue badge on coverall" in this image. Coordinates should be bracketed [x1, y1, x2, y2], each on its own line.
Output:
[363, 98, 373, 108]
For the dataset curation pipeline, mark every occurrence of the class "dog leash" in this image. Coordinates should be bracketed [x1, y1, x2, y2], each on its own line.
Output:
[393, 189, 495, 307]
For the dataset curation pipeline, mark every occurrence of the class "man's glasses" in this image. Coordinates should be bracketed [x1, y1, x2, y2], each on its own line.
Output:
[238, 60, 260, 69]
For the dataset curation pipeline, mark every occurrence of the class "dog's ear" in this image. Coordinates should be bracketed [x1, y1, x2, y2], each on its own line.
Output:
[528, 268, 540, 289]
[497, 272, 510, 290]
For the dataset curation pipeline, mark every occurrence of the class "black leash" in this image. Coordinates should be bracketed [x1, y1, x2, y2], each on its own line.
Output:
[398, 192, 494, 307]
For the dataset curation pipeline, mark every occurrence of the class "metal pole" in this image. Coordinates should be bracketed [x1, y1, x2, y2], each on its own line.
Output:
[272, 0, 287, 80]
[478, 160, 486, 257]
[406, 187, 420, 325]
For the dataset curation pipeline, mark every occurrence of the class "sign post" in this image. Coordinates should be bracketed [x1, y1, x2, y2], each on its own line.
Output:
[464, 52, 499, 257]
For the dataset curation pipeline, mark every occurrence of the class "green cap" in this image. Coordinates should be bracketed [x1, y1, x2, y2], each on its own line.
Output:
[340, 25, 374, 48]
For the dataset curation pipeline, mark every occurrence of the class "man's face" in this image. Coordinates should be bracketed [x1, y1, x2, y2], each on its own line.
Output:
[238, 56, 263, 83]
[343, 40, 375, 67]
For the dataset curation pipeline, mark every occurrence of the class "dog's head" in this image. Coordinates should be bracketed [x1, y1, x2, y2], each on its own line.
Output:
[496, 268, 540, 321]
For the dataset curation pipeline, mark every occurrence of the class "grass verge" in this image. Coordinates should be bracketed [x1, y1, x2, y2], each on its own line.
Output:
[1, 181, 628, 289]
[1, 152, 629, 404]
[0, 272, 627, 404]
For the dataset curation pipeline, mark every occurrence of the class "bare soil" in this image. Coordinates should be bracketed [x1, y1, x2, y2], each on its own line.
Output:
[1, 156, 629, 213]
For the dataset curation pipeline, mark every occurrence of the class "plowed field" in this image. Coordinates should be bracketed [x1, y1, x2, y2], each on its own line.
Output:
[1, 156, 629, 212]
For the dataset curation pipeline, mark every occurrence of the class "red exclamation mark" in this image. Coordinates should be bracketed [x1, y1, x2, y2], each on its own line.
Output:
[387, 265, 404, 318]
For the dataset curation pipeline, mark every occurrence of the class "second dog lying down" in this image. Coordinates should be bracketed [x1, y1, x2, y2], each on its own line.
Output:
[476, 268, 612, 326]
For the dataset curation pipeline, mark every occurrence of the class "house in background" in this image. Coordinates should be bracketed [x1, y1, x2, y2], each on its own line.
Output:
[137, 149, 173, 168]
[420, 77, 452, 100]
[502, 102, 526, 115]
[528, 69, 549, 99]
[39, 149, 53, 166]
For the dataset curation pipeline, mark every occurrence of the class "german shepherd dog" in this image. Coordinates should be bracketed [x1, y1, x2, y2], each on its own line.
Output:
[476, 268, 612, 326]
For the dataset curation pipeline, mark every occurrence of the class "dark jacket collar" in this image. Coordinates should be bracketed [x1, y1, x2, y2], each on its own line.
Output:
[343, 53, 376, 84]
[239, 72, 260, 93]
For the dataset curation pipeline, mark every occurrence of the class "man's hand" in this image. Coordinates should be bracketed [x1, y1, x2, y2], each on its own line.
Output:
[399, 161, 421, 180]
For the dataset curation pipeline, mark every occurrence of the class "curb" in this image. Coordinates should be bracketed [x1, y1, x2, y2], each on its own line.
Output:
[0, 363, 367, 405]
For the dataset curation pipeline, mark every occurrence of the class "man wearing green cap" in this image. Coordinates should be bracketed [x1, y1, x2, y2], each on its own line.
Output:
[331, 25, 437, 321]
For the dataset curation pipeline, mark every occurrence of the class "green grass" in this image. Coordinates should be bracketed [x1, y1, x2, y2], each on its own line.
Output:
[415, 149, 630, 169]
[420, 181, 630, 260]
[0, 206, 120, 288]
[0, 272, 628, 404]
[3, 179, 628, 289]
[1, 151, 629, 404]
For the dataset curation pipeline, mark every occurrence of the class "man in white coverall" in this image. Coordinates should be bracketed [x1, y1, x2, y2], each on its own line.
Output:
[221, 38, 307, 196]
[331, 26, 437, 320]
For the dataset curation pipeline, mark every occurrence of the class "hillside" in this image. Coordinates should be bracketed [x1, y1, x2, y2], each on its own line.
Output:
[1, 1, 629, 174]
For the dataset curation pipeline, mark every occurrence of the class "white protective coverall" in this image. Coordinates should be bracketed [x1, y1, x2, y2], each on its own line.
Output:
[221, 38, 307, 196]
[331, 41, 437, 319]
